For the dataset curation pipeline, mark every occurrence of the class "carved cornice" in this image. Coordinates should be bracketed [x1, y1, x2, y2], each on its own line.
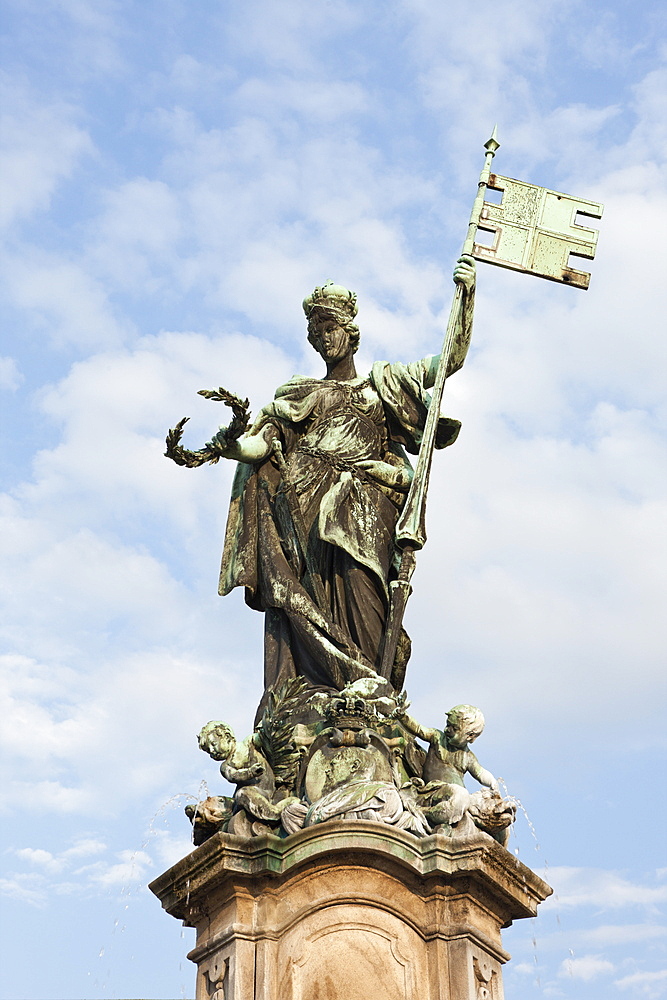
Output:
[149, 821, 552, 928]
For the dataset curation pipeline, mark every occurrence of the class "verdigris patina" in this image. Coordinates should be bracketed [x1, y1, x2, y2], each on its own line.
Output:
[189, 683, 514, 847]
[165, 259, 517, 850]
[166, 259, 475, 700]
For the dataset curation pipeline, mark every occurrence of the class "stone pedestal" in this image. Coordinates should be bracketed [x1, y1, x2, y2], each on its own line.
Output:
[150, 822, 551, 1000]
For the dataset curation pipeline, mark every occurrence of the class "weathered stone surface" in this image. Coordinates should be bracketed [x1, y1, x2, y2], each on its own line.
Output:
[150, 822, 551, 999]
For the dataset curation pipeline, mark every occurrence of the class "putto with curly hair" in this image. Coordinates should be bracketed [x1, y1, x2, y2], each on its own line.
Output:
[446, 704, 485, 742]
[197, 720, 236, 761]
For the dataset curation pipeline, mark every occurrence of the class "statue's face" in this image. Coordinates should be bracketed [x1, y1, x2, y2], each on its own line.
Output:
[445, 720, 476, 749]
[308, 314, 351, 363]
[329, 754, 357, 785]
[201, 727, 235, 761]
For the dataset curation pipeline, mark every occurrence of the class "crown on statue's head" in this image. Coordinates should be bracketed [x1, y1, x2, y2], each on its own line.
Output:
[302, 280, 358, 325]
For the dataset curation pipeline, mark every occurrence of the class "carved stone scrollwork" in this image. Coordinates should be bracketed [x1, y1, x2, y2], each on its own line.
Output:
[473, 956, 498, 1000]
[205, 957, 228, 999]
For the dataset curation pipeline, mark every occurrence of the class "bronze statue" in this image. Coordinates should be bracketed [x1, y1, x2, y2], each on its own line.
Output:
[159, 130, 602, 906]
[166, 258, 476, 701]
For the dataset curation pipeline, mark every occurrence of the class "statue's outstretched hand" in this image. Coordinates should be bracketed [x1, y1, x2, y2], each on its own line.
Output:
[453, 254, 476, 292]
[207, 426, 239, 457]
[165, 387, 252, 468]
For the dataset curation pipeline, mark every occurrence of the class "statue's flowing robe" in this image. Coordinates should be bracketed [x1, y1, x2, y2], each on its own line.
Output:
[305, 778, 412, 827]
[219, 306, 472, 696]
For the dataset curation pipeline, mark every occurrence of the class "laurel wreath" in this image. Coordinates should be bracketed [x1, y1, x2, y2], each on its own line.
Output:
[164, 387, 251, 468]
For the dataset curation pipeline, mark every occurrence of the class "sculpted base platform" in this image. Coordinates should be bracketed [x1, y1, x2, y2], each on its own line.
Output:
[150, 822, 551, 1000]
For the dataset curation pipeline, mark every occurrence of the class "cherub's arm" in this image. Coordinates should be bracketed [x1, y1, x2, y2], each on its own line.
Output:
[399, 712, 438, 744]
[466, 751, 499, 792]
[220, 760, 264, 784]
[220, 736, 265, 784]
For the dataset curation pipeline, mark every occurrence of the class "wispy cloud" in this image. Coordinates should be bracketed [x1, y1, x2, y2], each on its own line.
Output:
[560, 955, 615, 981]
[81, 849, 153, 888]
[0, 872, 49, 907]
[615, 969, 667, 999]
[581, 923, 667, 947]
[1, 836, 189, 907]
[0, 356, 22, 390]
[546, 868, 667, 910]
[0, 78, 93, 231]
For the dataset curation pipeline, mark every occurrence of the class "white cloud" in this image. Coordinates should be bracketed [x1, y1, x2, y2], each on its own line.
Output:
[0, 647, 243, 814]
[1, 839, 160, 906]
[400, 0, 561, 167]
[9, 840, 106, 874]
[0, 78, 93, 231]
[149, 830, 195, 870]
[512, 962, 540, 975]
[88, 178, 184, 290]
[223, 0, 363, 73]
[545, 868, 667, 910]
[2, 252, 131, 350]
[12, 847, 65, 873]
[626, 65, 667, 163]
[0, 356, 21, 390]
[4, 0, 125, 80]
[581, 924, 667, 947]
[83, 849, 153, 888]
[26, 329, 293, 528]
[566, 10, 644, 72]
[0, 520, 189, 661]
[235, 76, 371, 121]
[560, 954, 615, 981]
[62, 838, 107, 859]
[122, 99, 449, 355]
[0, 872, 48, 907]
[615, 969, 667, 998]
[166, 54, 235, 95]
[521, 102, 622, 181]
[5, 780, 92, 814]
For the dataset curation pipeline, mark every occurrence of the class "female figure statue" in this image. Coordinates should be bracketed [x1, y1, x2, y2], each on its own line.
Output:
[183, 259, 475, 698]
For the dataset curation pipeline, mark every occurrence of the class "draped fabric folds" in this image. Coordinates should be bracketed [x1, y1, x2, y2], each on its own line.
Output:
[218, 353, 465, 697]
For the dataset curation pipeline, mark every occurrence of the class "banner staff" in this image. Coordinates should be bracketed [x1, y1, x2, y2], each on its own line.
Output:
[379, 127, 500, 679]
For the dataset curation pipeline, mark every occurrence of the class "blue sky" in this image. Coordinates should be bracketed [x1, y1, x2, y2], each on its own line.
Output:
[1, 1, 666, 998]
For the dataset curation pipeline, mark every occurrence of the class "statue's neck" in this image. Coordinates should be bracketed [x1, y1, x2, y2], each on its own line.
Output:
[324, 354, 358, 381]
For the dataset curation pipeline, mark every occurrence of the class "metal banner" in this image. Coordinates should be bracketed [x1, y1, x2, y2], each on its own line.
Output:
[473, 173, 603, 289]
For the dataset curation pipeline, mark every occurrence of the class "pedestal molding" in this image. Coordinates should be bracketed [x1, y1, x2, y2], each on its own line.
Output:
[187, 903, 512, 967]
[150, 821, 550, 925]
[150, 823, 552, 999]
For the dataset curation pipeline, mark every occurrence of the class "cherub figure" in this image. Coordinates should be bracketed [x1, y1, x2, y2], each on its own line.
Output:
[397, 704, 508, 837]
[198, 721, 298, 838]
